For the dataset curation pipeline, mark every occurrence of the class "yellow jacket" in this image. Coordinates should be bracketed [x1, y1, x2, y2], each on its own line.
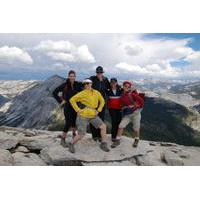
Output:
[70, 89, 105, 118]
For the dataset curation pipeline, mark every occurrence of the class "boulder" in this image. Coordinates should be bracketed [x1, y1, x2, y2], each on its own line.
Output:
[19, 135, 59, 150]
[15, 146, 30, 153]
[0, 132, 19, 149]
[0, 149, 13, 166]
[12, 152, 47, 166]
[40, 145, 79, 165]
[161, 150, 184, 166]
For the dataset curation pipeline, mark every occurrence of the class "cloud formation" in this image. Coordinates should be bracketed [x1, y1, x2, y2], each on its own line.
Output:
[112, 34, 200, 79]
[35, 40, 95, 63]
[0, 46, 33, 65]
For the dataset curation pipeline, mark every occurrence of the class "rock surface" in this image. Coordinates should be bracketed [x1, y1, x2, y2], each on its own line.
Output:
[0, 126, 200, 166]
[0, 149, 13, 166]
[12, 152, 46, 166]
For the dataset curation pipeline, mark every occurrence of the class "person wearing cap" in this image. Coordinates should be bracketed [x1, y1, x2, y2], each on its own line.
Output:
[111, 81, 144, 148]
[90, 66, 110, 141]
[53, 70, 82, 147]
[106, 78, 123, 141]
[69, 78, 110, 153]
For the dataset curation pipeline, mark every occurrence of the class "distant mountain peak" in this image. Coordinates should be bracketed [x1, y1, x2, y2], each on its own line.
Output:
[46, 75, 65, 82]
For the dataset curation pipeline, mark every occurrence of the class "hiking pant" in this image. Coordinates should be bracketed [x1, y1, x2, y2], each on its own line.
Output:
[63, 105, 77, 133]
[109, 109, 122, 140]
[90, 106, 105, 139]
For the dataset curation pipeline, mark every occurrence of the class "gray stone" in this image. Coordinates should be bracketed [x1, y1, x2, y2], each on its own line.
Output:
[15, 146, 30, 153]
[40, 145, 78, 165]
[179, 150, 190, 159]
[160, 142, 177, 147]
[12, 152, 47, 166]
[161, 151, 184, 166]
[0, 132, 19, 149]
[0, 149, 13, 166]
[19, 135, 59, 150]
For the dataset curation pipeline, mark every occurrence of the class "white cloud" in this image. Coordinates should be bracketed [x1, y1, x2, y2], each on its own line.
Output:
[109, 34, 200, 79]
[35, 40, 95, 63]
[116, 62, 181, 78]
[0, 46, 33, 64]
[185, 51, 200, 66]
[124, 44, 143, 56]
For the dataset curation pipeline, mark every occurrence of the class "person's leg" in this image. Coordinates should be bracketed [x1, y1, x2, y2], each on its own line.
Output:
[132, 111, 141, 147]
[90, 123, 99, 141]
[113, 110, 122, 140]
[99, 123, 107, 143]
[91, 106, 106, 141]
[109, 109, 116, 140]
[68, 116, 87, 153]
[71, 110, 77, 137]
[111, 116, 130, 148]
[90, 116, 110, 152]
[60, 107, 71, 147]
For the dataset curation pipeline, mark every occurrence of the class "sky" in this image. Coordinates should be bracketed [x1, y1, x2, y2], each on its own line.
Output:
[0, 33, 200, 81]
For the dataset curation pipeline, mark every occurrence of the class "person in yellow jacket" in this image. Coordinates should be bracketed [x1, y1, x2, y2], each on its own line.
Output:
[69, 78, 110, 153]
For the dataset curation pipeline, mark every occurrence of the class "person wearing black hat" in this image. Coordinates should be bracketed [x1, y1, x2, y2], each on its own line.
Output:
[106, 78, 123, 141]
[90, 66, 110, 141]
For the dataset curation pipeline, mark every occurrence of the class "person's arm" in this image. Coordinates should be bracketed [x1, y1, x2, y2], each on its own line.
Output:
[52, 83, 65, 104]
[97, 91, 105, 112]
[105, 77, 111, 90]
[132, 93, 144, 108]
[69, 92, 83, 112]
[78, 82, 84, 91]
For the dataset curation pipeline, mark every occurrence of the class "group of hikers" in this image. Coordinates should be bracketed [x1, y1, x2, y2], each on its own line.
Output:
[53, 66, 145, 153]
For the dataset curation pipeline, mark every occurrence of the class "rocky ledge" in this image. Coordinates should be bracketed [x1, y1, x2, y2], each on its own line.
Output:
[0, 126, 200, 166]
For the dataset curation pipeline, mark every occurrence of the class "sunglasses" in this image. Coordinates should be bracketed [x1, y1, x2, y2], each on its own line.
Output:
[97, 72, 104, 74]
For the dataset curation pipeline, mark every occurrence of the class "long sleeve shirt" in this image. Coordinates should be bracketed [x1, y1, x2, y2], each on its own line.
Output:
[70, 89, 105, 118]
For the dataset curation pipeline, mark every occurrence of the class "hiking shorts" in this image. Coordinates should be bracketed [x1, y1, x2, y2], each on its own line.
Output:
[76, 115, 104, 134]
[119, 110, 141, 131]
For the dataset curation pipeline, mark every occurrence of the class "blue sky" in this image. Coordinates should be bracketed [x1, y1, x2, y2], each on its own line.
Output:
[0, 33, 200, 81]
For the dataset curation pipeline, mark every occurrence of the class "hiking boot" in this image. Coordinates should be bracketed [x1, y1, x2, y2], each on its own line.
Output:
[92, 137, 99, 142]
[68, 142, 75, 153]
[133, 139, 139, 148]
[60, 137, 68, 148]
[100, 142, 110, 152]
[111, 139, 120, 148]
[112, 138, 117, 142]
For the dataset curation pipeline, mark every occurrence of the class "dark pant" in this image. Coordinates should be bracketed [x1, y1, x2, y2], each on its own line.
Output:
[109, 109, 122, 139]
[63, 105, 77, 133]
[90, 106, 105, 139]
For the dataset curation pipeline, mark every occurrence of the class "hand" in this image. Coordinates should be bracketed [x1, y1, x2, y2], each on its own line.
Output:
[128, 105, 135, 108]
[77, 109, 83, 115]
[96, 110, 99, 116]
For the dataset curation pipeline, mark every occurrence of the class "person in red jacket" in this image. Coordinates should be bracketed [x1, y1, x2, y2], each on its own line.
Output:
[106, 78, 123, 141]
[111, 81, 144, 148]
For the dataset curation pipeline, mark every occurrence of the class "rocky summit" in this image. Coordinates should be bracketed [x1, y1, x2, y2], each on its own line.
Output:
[0, 126, 200, 166]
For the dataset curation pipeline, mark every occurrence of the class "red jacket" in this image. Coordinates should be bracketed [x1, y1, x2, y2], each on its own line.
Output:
[120, 91, 144, 112]
[107, 87, 122, 110]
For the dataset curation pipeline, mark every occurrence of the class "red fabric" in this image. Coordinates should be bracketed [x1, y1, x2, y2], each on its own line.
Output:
[107, 97, 121, 109]
[123, 81, 132, 87]
[120, 91, 144, 112]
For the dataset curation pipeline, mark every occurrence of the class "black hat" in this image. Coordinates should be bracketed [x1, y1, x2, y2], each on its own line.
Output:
[96, 66, 104, 73]
[110, 77, 117, 82]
